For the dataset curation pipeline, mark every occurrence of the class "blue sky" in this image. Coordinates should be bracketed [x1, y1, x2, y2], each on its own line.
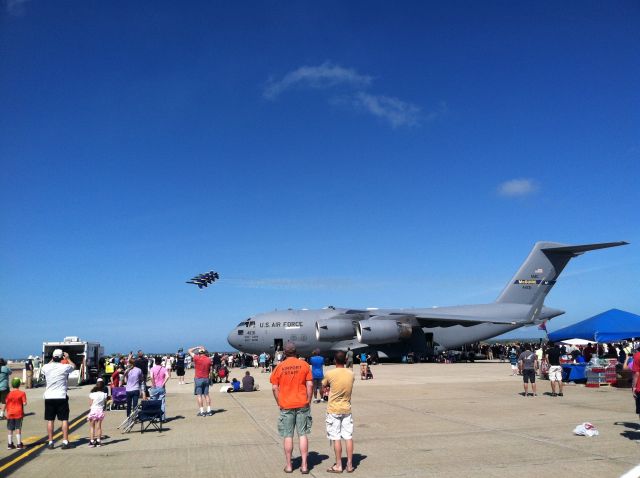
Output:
[1, 1, 638, 358]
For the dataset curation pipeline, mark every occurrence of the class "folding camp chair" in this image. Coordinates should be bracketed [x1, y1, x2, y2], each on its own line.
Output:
[137, 399, 163, 433]
[110, 387, 127, 410]
[119, 406, 140, 433]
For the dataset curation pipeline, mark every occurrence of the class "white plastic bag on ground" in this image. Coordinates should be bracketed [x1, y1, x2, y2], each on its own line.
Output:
[573, 422, 599, 436]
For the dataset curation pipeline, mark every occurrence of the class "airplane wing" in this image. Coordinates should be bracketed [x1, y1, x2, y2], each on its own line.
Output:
[324, 309, 523, 328]
[411, 312, 518, 328]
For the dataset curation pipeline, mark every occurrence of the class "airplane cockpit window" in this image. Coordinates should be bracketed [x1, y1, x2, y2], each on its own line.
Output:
[248, 321, 255, 327]
[237, 321, 246, 327]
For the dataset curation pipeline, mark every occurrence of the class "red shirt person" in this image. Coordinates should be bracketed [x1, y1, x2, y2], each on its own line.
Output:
[188, 346, 213, 416]
[631, 346, 640, 420]
[5, 378, 27, 449]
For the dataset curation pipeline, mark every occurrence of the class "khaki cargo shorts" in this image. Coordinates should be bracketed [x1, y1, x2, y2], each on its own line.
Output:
[278, 406, 312, 437]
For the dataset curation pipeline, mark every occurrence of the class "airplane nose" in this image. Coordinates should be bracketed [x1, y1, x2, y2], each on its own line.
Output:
[227, 330, 237, 349]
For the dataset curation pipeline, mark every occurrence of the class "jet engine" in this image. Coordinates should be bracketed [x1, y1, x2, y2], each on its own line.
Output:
[315, 318, 357, 341]
[356, 317, 413, 344]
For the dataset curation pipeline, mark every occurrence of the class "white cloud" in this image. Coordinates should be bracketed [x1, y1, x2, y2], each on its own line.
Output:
[354, 92, 421, 128]
[5, 0, 29, 16]
[263, 61, 441, 129]
[497, 178, 538, 197]
[264, 61, 372, 100]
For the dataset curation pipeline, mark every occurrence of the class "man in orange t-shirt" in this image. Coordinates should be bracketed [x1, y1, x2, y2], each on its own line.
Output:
[270, 342, 313, 474]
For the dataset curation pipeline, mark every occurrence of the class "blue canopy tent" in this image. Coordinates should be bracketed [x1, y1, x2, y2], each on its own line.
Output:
[548, 309, 640, 343]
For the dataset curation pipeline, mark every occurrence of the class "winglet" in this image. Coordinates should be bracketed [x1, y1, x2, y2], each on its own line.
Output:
[541, 241, 629, 256]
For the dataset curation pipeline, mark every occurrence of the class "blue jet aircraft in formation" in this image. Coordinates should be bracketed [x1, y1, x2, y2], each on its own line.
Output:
[186, 270, 219, 289]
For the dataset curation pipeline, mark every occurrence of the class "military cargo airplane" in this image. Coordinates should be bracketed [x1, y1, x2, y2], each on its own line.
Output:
[187, 270, 219, 289]
[227, 241, 628, 358]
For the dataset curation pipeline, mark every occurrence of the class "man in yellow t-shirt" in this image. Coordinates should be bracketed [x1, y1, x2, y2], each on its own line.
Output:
[322, 351, 355, 473]
[270, 342, 313, 474]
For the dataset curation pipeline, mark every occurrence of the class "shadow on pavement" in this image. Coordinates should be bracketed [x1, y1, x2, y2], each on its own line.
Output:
[291, 451, 330, 471]
[163, 415, 185, 423]
[614, 421, 640, 441]
[614, 421, 640, 430]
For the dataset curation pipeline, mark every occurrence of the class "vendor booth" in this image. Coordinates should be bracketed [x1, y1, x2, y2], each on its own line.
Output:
[548, 309, 640, 343]
[548, 309, 640, 387]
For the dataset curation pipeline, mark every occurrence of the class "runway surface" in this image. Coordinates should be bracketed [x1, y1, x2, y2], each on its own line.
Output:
[1, 361, 639, 477]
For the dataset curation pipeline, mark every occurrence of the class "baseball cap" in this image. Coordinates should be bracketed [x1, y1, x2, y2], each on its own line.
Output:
[97, 378, 104, 382]
[52, 349, 64, 358]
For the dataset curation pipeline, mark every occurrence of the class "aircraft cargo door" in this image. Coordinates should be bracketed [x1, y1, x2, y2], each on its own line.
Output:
[425, 333, 435, 357]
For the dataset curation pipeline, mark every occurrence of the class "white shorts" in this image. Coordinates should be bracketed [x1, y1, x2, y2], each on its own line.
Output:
[548, 365, 563, 381]
[326, 413, 353, 440]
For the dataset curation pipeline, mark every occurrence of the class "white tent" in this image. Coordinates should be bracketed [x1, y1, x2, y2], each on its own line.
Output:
[559, 338, 591, 346]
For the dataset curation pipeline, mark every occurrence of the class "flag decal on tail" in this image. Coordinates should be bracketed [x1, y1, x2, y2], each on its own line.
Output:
[515, 279, 556, 285]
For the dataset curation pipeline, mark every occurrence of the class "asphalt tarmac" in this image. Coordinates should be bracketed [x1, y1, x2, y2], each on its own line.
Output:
[1, 361, 639, 477]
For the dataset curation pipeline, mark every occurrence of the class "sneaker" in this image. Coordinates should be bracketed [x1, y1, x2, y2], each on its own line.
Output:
[206, 411, 214, 416]
[197, 412, 205, 417]
[61, 442, 71, 450]
[47, 442, 54, 450]
[558, 392, 564, 397]
[16, 443, 24, 449]
[95, 441, 101, 447]
[7, 443, 16, 450]
[88, 440, 96, 448]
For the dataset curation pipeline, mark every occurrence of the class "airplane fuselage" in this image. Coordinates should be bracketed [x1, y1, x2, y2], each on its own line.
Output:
[227, 307, 525, 358]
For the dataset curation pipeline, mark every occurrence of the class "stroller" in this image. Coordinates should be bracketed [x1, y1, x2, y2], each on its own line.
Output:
[365, 365, 374, 380]
[110, 387, 127, 410]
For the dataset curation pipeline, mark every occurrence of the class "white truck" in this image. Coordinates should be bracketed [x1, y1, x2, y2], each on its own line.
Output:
[41, 337, 104, 385]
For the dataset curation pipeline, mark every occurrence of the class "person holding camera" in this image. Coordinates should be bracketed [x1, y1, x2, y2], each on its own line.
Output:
[42, 349, 75, 449]
[188, 346, 213, 416]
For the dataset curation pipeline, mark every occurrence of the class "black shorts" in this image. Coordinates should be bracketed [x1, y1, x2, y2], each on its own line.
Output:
[7, 418, 23, 431]
[522, 369, 536, 383]
[44, 397, 70, 421]
[176, 367, 185, 376]
[635, 393, 640, 415]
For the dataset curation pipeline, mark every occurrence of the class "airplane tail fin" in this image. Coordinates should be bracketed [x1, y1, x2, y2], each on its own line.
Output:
[495, 241, 628, 307]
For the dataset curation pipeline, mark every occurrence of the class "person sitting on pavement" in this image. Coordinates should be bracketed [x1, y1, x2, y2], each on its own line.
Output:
[218, 365, 229, 383]
[242, 371, 259, 392]
[228, 378, 241, 392]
